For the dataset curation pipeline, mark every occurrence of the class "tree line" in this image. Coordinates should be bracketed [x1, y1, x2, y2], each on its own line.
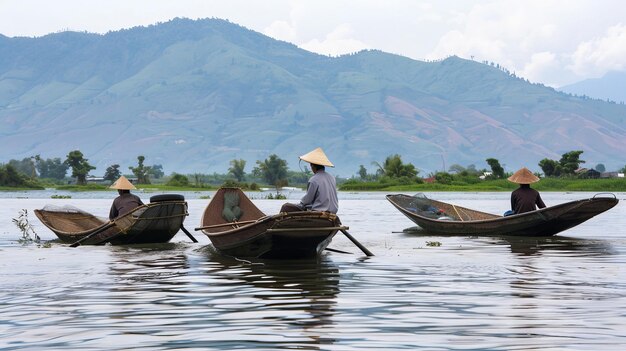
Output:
[2, 149, 624, 189]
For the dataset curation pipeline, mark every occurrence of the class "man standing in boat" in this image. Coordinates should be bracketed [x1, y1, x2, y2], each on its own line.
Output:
[109, 175, 144, 219]
[280, 147, 339, 214]
[507, 167, 546, 215]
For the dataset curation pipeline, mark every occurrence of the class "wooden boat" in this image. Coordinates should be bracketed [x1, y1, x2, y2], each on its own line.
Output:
[386, 193, 618, 236]
[196, 188, 346, 259]
[35, 194, 189, 245]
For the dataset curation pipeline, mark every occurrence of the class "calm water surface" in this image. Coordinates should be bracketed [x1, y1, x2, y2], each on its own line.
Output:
[1, 191, 625, 350]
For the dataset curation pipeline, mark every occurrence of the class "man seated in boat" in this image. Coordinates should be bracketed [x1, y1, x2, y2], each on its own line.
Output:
[506, 167, 546, 215]
[109, 175, 144, 219]
[280, 147, 339, 214]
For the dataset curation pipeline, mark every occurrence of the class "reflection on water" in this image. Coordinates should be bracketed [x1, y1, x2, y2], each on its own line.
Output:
[193, 248, 340, 349]
[1, 193, 625, 350]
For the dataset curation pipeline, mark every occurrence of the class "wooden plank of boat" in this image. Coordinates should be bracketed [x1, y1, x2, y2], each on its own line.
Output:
[35, 195, 189, 245]
[197, 187, 343, 258]
[386, 193, 619, 236]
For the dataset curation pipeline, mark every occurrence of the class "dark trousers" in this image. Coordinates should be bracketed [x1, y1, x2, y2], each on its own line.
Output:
[280, 203, 303, 213]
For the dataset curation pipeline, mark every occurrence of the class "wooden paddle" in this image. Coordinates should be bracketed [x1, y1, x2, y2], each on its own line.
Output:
[69, 222, 116, 247]
[194, 219, 257, 231]
[340, 229, 374, 256]
[180, 225, 198, 243]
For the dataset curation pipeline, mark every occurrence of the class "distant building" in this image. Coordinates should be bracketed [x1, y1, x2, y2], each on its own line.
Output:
[85, 175, 108, 184]
[423, 177, 436, 183]
[601, 172, 625, 178]
[575, 168, 601, 179]
[479, 171, 492, 180]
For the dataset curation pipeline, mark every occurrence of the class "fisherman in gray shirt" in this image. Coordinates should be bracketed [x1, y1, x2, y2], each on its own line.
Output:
[280, 147, 338, 214]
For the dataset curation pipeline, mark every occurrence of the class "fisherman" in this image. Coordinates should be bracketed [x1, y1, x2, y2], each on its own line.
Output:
[506, 167, 546, 215]
[109, 175, 144, 219]
[280, 147, 339, 214]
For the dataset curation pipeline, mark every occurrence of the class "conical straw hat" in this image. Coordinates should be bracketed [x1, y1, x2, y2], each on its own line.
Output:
[299, 147, 334, 167]
[109, 175, 136, 190]
[507, 167, 540, 184]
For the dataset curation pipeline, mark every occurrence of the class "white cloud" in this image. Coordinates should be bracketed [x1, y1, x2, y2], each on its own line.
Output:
[263, 20, 297, 42]
[300, 24, 370, 57]
[521, 51, 563, 84]
[569, 23, 626, 77]
[2, 0, 626, 85]
[424, 1, 626, 86]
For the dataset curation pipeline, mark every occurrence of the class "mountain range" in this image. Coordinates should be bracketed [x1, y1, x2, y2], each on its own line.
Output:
[1, 18, 625, 177]
[559, 71, 626, 104]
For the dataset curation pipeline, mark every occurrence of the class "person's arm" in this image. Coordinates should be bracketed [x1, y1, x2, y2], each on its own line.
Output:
[510, 192, 516, 212]
[299, 181, 319, 209]
[536, 192, 546, 209]
[109, 201, 118, 220]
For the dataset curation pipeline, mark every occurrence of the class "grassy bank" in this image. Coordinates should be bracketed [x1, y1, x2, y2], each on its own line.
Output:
[340, 178, 626, 192]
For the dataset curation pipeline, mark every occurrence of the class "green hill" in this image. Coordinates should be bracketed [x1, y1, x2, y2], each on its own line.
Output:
[1, 18, 624, 176]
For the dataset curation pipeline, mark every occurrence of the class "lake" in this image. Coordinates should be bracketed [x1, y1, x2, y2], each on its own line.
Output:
[1, 190, 625, 350]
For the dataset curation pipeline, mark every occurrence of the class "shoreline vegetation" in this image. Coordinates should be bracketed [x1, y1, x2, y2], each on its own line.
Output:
[3, 150, 624, 194]
[340, 178, 626, 192]
[1, 178, 624, 193]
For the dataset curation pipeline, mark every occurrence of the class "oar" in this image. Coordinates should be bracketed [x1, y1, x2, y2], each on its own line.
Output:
[70, 222, 116, 247]
[325, 247, 352, 254]
[339, 229, 374, 256]
[180, 225, 198, 243]
[195, 219, 258, 231]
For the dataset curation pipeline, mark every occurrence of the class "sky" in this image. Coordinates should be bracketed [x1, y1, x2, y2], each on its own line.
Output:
[1, 0, 626, 87]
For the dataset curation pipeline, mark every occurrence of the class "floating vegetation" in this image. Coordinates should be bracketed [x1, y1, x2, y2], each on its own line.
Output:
[426, 241, 442, 247]
[199, 195, 211, 199]
[265, 193, 287, 200]
[12, 209, 40, 244]
[51, 194, 71, 199]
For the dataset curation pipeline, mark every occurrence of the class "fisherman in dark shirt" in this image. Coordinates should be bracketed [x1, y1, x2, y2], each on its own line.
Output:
[507, 167, 546, 215]
[109, 175, 144, 220]
[280, 147, 339, 214]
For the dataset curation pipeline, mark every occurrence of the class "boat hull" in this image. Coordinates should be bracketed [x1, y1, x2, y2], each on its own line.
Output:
[386, 194, 618, 236]
[198, 188, 342, 259]
[205, 212, 341, 259]
[35, 200, 188, 245]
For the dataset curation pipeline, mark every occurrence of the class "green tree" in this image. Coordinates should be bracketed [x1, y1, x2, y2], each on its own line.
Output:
[64, 150, 96, 185]
[8, 157, 36, 178]
[149, 164, 164, 179]
[358, 165, 368, 180]
[383, 154, 418, 179]
[103, 164, 121, 181]
[434, 171, 453, 184]
[594, 163, 605, 173]
[448, 164, 466, 174]
[619, 165, 626, 173]
[466, 164, 479, 175]
[166, 173, 189, 186]
[191, 173, 204, 187]
[253, 154, 288, 190]
[559, 150, 585, 175]
[228, 159, 247, 182]
[0, 164, 30, 187]
[35, 156, 68, 180]
[539, 158, 561, 177]
[287, 169, 311, 185]
[486, 158, 505, 178]
[371, 161, 385, 178]
[129, 155, 152, 184]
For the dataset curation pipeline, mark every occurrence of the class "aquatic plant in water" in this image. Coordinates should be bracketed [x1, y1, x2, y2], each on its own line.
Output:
[12, 209, 40, 244]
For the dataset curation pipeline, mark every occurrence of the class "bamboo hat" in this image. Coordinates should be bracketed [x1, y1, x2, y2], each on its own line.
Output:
[507, 167, 540, 184]
[299, 147, 334, 167]
[109, 175, 137, 190]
